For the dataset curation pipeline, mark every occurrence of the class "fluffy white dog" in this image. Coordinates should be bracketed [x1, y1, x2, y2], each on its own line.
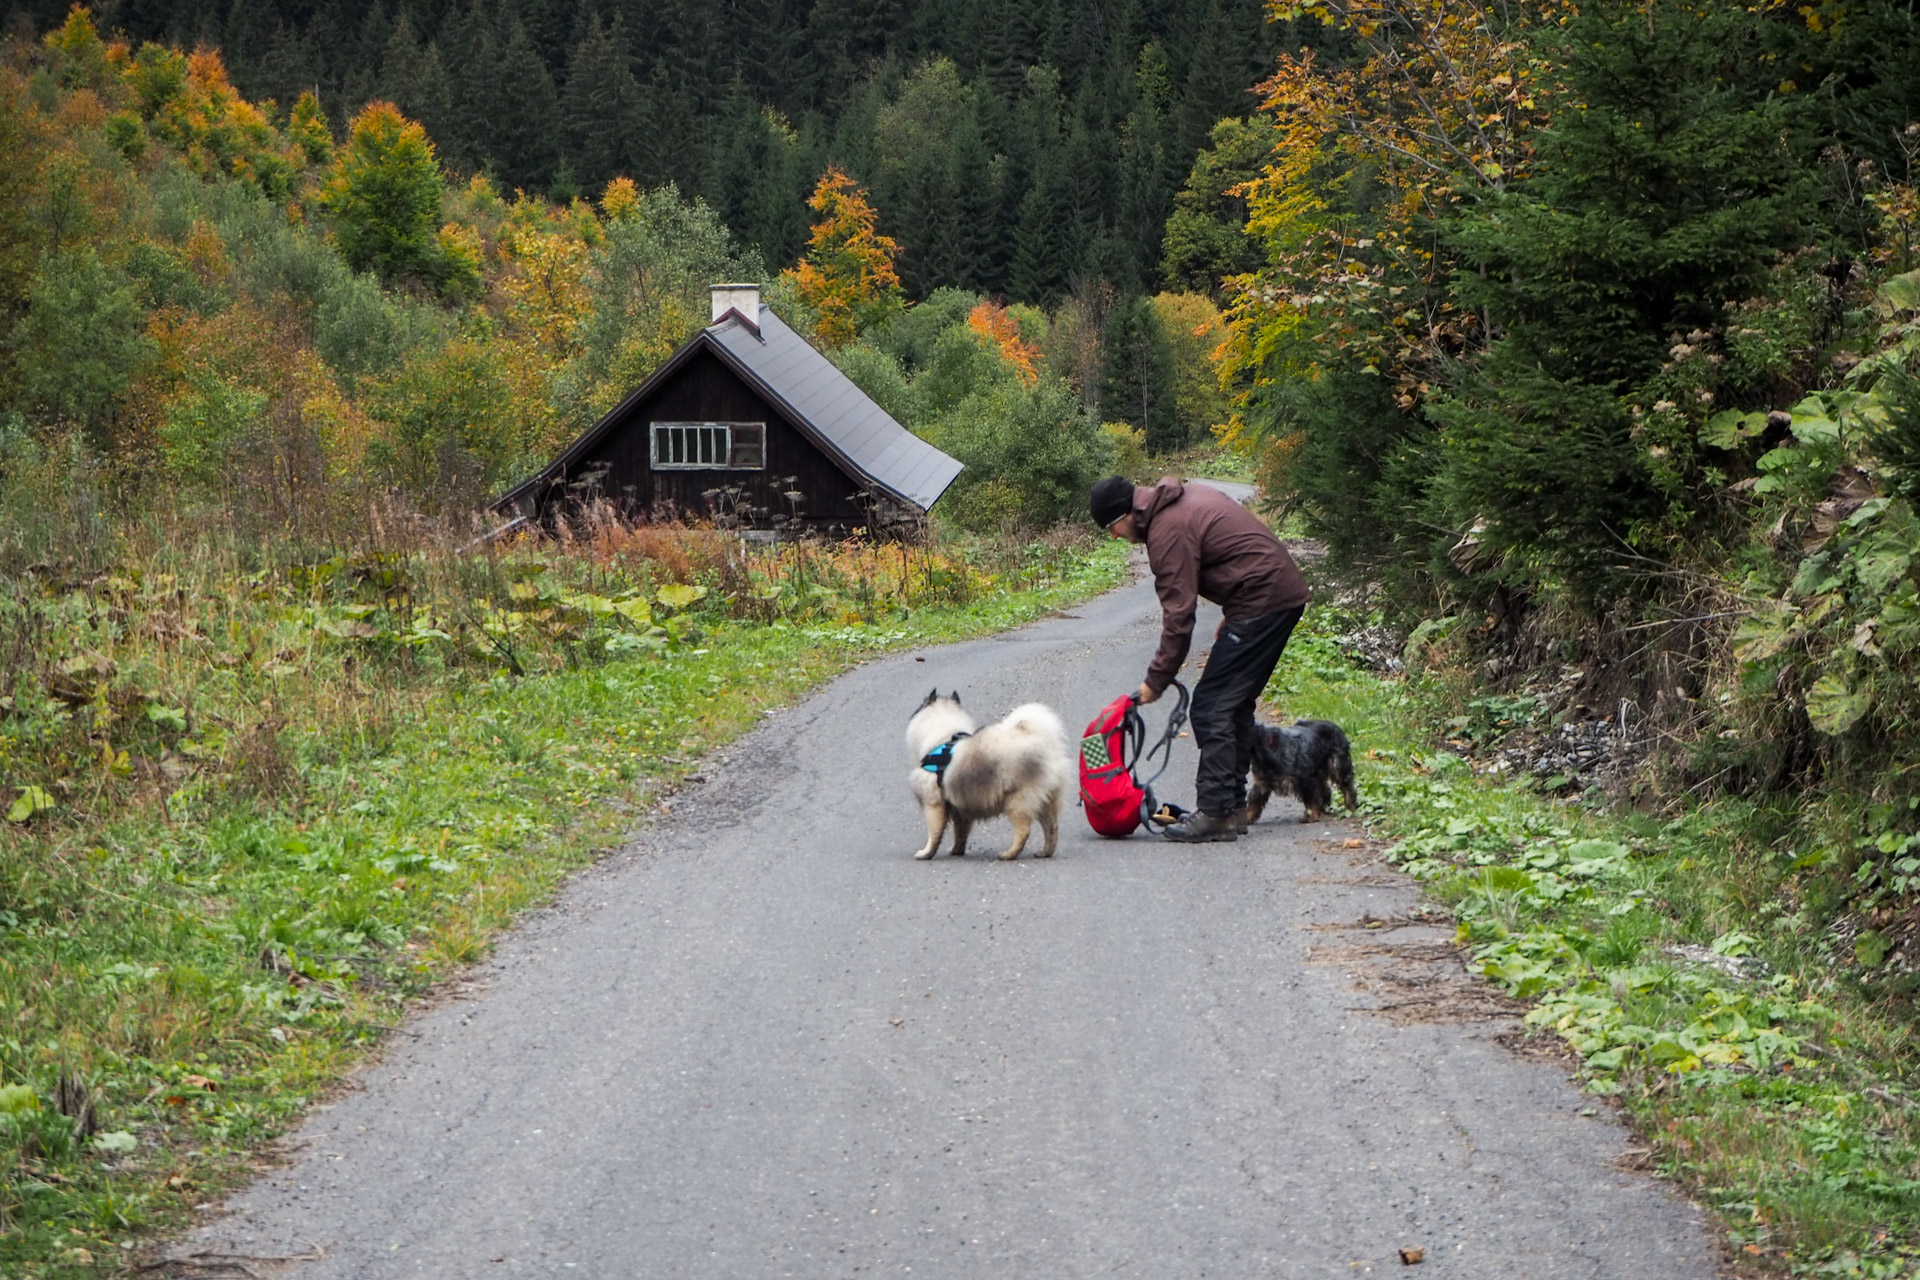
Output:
[905, 690, 1071, 860]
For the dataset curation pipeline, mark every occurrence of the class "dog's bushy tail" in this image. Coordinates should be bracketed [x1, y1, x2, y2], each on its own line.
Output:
[1004, 703, 1067, 744]
[1327, 724, 1359, 810]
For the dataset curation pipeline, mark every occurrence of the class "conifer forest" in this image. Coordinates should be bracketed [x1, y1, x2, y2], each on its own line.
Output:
[8, 0, 1920, 1274]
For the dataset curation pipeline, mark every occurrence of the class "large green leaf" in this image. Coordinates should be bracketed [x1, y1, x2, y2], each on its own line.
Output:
[1702, 409, 1766, 449]
[1881, 269, 1920, 314]
[654, 583, 707, 611]
[1854, 542, 1913, 596]
[1731, 607, 1796, 664]
[1806, 671, 1872, 735]
[1788, 394, 1840, 444]
[1790, 552, 1841, 598]
[7, 785, 55, 823]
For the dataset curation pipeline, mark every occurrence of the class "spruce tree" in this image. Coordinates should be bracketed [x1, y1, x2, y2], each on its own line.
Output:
[1171, 0, 1245, 160]
[443, 1, 503, 175]
[1101, 294, 1181, 449]
[948, 107, 998, 294]
[254, 21, 324, 119]
[977, 0, 1037, 99]
[562, 14, 643, 193]
[342, 1, 391, 112]
[488, 19, 562, 191]
[378, 16, 454, 153]
[1009, 156, 1075, 305]
[1431, 0, 1816, 599]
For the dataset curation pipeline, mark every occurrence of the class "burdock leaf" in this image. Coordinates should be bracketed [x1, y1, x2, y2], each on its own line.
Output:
[655, 584, 707, 611]
[7, 786, 54, 823]
[1806, 672, 1872, 735]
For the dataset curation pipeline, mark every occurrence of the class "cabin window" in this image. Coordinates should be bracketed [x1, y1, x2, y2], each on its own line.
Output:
[651, 422, 765, 470]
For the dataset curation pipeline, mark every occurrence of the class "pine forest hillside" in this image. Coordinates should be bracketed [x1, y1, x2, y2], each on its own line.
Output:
[0, 0, 1296, 300]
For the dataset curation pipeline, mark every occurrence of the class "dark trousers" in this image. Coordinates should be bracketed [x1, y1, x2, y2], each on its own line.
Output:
[1190, 606, 1304, 816]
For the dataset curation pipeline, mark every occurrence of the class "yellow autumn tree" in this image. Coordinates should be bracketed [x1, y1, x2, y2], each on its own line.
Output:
[784, 167, 902, 347]
[139, 47, 298, 196]
[1225, 0, 1566, 394]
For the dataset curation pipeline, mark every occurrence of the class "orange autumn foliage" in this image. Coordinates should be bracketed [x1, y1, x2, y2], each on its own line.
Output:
[785, 167, 902, 347]
[965, 300, 1040, 385]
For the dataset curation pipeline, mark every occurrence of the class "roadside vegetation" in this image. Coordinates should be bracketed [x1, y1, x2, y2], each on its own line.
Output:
[1276, 592, 1920, 1278]
[0, 516, 1126, 1276]
[1225, 3, 1920, 1271]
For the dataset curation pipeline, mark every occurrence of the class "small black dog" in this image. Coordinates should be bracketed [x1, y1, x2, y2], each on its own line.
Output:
[1245, 719, 1359, 824]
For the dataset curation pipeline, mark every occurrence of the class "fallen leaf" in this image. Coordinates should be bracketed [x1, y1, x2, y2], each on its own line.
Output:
[180, 1074, 218, 1091]
[1342, 838, 1365, 849]
[1399, 1246, 1424, 1265]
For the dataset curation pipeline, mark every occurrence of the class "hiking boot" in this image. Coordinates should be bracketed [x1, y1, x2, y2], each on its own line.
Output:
[1161, 810, 1240, 843]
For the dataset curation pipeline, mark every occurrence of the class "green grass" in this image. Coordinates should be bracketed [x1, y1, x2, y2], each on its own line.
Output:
[1273, 600, 1920, 1280]
[1151, 440, 1256, 484]
[0, 532, 1128, 1278]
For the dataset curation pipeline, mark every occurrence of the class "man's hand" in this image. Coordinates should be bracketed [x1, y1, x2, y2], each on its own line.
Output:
[1135, 681, 1160, 705]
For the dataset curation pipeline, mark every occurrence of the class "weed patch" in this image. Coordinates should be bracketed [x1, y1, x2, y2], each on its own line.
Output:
[1275, 600, 1920, 1279]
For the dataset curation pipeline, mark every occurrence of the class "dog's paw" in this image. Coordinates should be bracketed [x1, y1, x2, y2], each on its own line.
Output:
[913, 847, 936, 860]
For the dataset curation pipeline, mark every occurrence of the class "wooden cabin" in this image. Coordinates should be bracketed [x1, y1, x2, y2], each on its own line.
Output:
[491, 284, 962, 536]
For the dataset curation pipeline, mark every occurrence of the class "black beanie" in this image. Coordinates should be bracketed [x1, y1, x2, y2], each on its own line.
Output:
[1088, 476, 1134, 528]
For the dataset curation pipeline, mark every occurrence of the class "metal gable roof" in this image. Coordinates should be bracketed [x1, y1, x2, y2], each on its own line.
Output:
[493, 304, 962, 517]
[704, 307, 963, 513]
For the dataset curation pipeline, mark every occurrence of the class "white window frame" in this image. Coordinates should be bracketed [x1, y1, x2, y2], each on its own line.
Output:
[650, 421, 766, 470]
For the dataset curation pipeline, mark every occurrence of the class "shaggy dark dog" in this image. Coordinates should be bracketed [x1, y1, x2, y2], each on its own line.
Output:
[1245, 719, 1359, 824]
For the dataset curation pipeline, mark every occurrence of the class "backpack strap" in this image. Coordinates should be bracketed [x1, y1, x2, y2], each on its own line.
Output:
[1130, 680, 1190, 832]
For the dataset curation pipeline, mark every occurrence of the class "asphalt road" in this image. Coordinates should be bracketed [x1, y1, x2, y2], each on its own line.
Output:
[183, 504, 1718, 1279]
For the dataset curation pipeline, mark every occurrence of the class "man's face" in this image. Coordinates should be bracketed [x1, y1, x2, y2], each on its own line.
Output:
[1106, 516, 1138, 543]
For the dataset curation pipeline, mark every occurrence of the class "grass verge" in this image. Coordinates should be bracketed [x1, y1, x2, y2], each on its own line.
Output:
[1276, 599, 1920, 1280]
[0, 528, 1128, 1278]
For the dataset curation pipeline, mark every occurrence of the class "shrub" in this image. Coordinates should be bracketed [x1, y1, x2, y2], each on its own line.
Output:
[872, 287, 980, 373]
[7, 249, 153, 439]
[912, 323, 1017, 419]
[934, 378, 1115, 531]
[834, 343, 914, 425]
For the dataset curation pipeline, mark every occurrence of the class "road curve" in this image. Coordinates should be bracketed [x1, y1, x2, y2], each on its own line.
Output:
[183, 524, 1716, 1278]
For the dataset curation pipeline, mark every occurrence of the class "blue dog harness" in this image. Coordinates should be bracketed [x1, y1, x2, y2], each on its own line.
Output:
[919, 731, 972, 790]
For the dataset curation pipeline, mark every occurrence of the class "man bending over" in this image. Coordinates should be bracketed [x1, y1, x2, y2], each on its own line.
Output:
[1088, 476, 1309, 843]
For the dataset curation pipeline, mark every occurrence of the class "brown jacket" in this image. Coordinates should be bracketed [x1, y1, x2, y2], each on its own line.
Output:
[1133, 478, 1309, 693]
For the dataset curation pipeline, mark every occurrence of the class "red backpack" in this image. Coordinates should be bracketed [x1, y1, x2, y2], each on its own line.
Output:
[1078, 681, 1188, 838]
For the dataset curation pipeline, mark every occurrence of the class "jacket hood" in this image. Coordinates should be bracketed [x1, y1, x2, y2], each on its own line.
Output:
[1135, 476, 1185, 525]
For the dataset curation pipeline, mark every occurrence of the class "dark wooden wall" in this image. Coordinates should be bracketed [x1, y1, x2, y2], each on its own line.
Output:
[572, 349, 873, 529]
